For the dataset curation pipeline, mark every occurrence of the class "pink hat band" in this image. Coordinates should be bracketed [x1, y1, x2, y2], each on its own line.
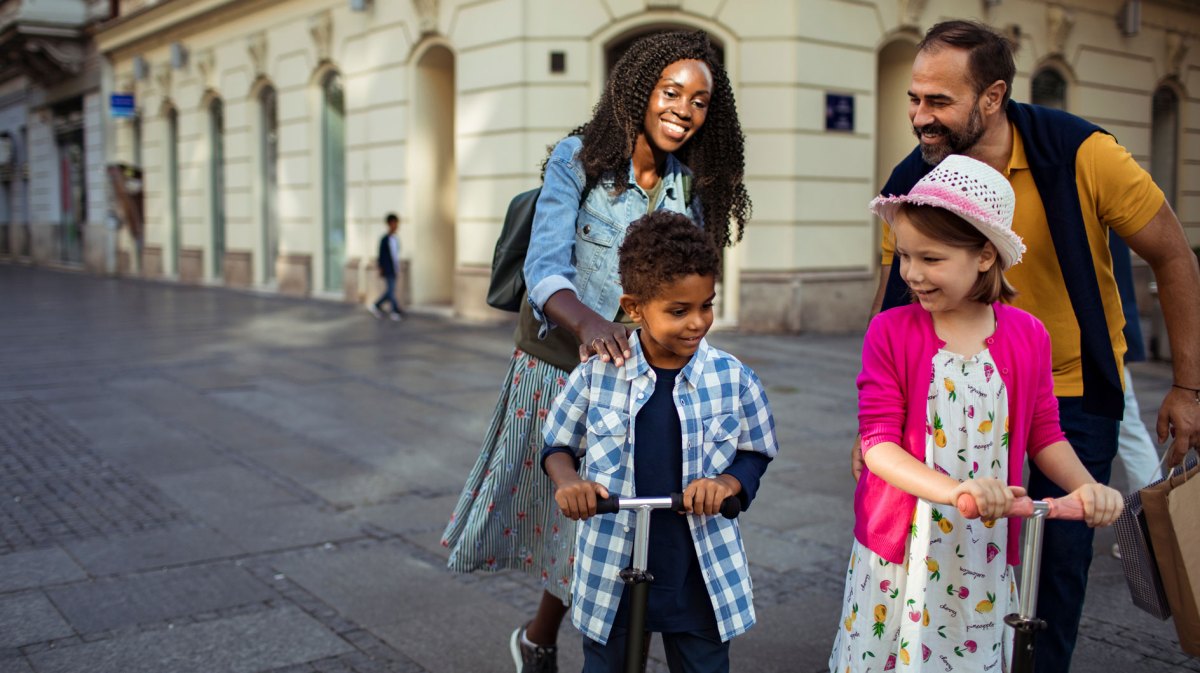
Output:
[869, 154, 1025, 269]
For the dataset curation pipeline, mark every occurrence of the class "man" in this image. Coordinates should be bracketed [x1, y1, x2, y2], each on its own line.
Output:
[369, 212, 405, 321]
[854, 20, 1200, 672]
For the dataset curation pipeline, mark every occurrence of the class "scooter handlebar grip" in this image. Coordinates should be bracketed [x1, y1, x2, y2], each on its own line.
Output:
[595, 495, 620, 515]
[719, 496, 742, 519]
[670, 493, 685, 512]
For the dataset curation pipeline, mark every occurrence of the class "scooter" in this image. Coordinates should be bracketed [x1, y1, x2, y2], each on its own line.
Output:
[594, 493, 742, 673]
[956, 493, 1085, 673]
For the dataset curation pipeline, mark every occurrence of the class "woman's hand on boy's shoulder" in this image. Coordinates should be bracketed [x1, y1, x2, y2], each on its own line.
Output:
[683, 475, 742, 516]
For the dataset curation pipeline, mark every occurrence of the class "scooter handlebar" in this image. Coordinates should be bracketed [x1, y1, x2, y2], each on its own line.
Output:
[595, 493, 741, 519]
[955, 493, 1085, 520]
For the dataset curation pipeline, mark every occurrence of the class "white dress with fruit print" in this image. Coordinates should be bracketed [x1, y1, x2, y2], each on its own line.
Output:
[830, 348, 1018, 672]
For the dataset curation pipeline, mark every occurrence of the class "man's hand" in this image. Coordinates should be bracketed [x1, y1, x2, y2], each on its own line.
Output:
[553, 477, 609, 521]
[1158, 385, 1200, 468]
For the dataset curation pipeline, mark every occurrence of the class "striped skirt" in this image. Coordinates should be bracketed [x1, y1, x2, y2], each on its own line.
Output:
[440, 349, 577, 601]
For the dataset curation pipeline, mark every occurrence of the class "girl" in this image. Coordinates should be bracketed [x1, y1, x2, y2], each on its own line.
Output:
[829, 154, 1123, 672]
[439, 30, 749, 673]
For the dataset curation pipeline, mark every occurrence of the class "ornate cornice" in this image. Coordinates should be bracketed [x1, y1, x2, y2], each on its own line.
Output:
[309, 10, 332, 63]
[247, 31, 267, 77]
[413, 0, 437, 35]
[1045, 4, 1074, 57]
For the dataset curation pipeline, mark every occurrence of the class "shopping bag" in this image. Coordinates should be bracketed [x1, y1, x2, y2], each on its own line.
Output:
[1142, 455, 1200, 656]
[1115, 474, 1175, 619]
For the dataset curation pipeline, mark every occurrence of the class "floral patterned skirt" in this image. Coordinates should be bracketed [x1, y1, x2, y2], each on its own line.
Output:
[440, 350, 576, 602]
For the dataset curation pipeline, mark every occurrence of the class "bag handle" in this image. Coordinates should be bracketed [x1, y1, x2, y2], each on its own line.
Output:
[1166, 448, 1199, 487]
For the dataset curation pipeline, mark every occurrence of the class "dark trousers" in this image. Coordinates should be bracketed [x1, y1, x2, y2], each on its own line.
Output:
[1026, 396, 1119, 673]
[374, 276, 402, 314]
[582, 627, 728, 673]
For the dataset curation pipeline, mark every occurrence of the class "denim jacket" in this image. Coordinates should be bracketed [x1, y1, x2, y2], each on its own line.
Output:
[524, 136, 701, 337]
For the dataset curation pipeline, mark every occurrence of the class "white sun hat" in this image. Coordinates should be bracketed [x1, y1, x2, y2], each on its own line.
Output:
[870, 154, 1025, 269]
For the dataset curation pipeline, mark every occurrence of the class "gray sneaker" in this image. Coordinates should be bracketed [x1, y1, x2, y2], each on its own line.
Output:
[510, 626, 557, 673]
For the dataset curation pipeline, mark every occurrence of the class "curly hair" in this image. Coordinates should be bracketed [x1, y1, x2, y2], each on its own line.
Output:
[553, 30, 750, 249]
[618, 210, 721, 300]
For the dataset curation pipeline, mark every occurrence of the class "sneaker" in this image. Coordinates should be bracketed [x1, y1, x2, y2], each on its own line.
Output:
[367, 305, 382, 319]
[389, 312, 404, 322]
[510, 626, 557, 673]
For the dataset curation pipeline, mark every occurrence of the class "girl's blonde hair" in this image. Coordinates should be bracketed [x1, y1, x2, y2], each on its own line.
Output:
[895, 202, 1017, 304]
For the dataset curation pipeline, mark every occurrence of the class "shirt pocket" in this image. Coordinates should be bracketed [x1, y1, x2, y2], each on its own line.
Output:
[574, 206, 620, 274]
[703, 413, 740, 475]
[585, 406, 629, 475]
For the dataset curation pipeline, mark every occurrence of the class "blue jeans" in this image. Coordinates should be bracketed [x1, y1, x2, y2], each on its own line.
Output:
[1026, 396, 1119, 673]
[374, 276, 401, 314]
[582, 627, 728, 673]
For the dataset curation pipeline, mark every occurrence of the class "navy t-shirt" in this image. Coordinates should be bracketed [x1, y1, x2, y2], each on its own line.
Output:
[612, 365, 717, 633]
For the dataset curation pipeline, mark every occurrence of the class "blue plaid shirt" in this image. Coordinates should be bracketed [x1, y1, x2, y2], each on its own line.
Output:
[542, 335, 778, 644]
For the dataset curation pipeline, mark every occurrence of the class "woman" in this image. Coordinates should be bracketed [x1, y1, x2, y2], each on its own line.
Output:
[440, 30, 750, 673]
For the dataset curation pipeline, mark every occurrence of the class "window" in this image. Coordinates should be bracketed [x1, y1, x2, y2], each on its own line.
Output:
[1031, 69, 1067, 110]
[209, 98, 226, 279]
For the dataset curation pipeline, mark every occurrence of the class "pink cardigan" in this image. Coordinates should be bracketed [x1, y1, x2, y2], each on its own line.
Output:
[855, 303, 1066, 565]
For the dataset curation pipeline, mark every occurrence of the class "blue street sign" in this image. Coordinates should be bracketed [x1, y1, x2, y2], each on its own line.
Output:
[111, 93, 136, 119]
[825, 93, 854, 132]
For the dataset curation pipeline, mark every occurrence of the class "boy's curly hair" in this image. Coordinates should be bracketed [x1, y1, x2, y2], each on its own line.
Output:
[551, 30, 750, 250]
[619, 211, 721, 300]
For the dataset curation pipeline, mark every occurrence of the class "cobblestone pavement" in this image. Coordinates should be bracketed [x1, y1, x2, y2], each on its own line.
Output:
[0, 265, 1193, 673]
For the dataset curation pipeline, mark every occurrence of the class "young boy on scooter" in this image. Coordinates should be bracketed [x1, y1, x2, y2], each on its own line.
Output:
[542, 211, 779, 673]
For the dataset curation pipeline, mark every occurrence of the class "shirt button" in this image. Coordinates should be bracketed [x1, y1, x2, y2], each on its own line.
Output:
[986, 337, 995, 345]
[583, 225, 591, 235]
[1001, 367, 1009, 375]
[623, 525, 631, 533]
[637, 393, 644, 399]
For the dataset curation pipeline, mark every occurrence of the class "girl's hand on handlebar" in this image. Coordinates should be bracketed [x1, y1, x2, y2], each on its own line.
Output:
[553, 478, 609, 521]
[577, 317, 632, 366]
[683, 475, 741, 516]
[950, 479, 1022, 521]
[1069, 483, 1124, 528]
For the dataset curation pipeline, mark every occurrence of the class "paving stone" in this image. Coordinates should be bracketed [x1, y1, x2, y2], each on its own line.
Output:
[0, 592, 73, 648]
[0, 547, 87, 592]
[193, 503, 365, 555]
[26, 607, 354, 673]
[46, 563, 276, 633]
[63, 524, 241, 575]
[0, 654, 35, 673]
[151, 465, 304, 514]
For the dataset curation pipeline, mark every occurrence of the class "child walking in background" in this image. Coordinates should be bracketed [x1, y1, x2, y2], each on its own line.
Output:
[542, 212, 777, 673]
[369, 213, 405, 320]
[829, 155, 1123, 672]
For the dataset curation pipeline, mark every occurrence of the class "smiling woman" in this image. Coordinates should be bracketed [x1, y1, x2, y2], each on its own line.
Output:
[439, 29, 750, 673]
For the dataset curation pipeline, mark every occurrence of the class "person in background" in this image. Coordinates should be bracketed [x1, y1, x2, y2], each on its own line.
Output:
[369, 213, 405, 321]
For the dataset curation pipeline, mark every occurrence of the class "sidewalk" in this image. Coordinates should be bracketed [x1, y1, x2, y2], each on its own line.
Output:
[0, 265, 1192, 673]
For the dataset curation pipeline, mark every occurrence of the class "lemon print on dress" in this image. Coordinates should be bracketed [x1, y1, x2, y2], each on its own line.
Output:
[933, 412, 946, 448]
[845, 602, 857, 632]
[978, 411, 994, 433]
[945, 378, 957, 402]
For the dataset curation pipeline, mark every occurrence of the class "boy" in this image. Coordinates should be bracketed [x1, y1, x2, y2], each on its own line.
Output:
[541, 211, 778, 673]
[369, 212, 404, 320]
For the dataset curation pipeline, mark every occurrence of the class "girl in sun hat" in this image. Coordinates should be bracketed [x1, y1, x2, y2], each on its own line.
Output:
[828, 154, 1123, 672]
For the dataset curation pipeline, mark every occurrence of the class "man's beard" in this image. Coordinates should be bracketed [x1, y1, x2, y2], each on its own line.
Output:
[914, 103, 985, 165]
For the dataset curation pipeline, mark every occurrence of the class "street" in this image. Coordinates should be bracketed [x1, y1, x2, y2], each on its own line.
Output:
[0, 265, 1193, 673]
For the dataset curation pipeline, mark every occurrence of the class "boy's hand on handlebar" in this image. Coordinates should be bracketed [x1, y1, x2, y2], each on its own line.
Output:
[683, 475, 742, 516]
[950, 479, 1022, 521]
[1069, 483, 1124, 528]
[553, 477, 609, 521]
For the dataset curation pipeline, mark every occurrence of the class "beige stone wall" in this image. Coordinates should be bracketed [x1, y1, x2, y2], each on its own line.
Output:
[97, 0, 1200, 331]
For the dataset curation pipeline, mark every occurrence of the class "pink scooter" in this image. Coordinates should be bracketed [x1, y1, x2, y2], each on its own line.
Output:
[956, 494, 1084, 673]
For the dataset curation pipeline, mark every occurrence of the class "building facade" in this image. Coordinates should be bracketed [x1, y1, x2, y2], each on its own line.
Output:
[0, 0, 113, 273]
[35, 0, 1199, 330]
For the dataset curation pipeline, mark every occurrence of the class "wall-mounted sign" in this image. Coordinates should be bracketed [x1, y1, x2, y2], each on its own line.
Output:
[825, 93, 854, 132]
[110, 93, 136, 119]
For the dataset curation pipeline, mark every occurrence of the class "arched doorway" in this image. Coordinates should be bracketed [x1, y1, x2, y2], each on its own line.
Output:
[321, 70, 346, 292]
[165, 104, 180, 275]
[256, 84, 279, 284]
[410, 44, 456, 306]
[208, 97, 226, 280]
[875, 39, 918, 192]
[1151, 85, 1179, 206]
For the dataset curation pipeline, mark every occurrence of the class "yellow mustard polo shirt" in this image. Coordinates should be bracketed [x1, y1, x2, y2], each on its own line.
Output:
[881, 126, 1164, 397]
